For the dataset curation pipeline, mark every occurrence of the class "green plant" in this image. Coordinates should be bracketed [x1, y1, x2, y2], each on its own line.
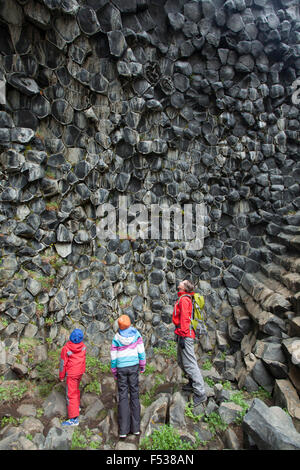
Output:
[18, 338, 40, 366]
[202, 359, 212, 370]
[222, 380, 232, 390]
[37, 408, 44, 418]
[153, 340, 177, 359]
[250, 387, 272, 401]
[226, 391, 250, 423]
[140, 390, 154, 407]
[38, 274, 55, 291]
[203, 412, 227, 436]
[204, 377, 215, 388]
[139, 424, 197, 451]
[185, 401, 204, 423]
[85, 380, 101, 395]
[36, 349, 60, 397]
[86, 355, 110, 379]
[0, 318, 8, 327]
[89, 440, 102, 449]
[46, 201, 59, 211]
[144, 363, 156, 375]
[1, 416, 19, 428]
[0, 383, 28, 403]
[45, 169, 56, 179]
[71, 428, 88, 450]
[220, 351, 227, 360]
[36, 303, 44, 314]
[71, 427, 102, 450]
[229, 391, 249, 412]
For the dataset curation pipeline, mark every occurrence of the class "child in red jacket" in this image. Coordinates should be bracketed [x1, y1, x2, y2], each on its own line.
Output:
[59, 329, 86, 426]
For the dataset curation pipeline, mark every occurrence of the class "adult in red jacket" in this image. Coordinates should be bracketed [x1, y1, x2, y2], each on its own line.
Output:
[59, 329, 86, 425]
[172, 280, 207, 408]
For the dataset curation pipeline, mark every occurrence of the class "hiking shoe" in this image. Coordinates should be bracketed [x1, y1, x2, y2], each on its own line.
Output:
[119, 434, 127, 439]
[193, 394, 207, 406]
[62, 417, 79, 426]
[133, 431, 140, 436]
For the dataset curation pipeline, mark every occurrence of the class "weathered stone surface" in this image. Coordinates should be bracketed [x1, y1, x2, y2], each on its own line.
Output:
[140, 395, 170, 438]
[218, 402, 244, 425]
[51, 100, 74, 125]
[44, 426, 75, 450]
[107, 31, 127, 57]
[273, 379, 300, 425]
[42, 390, 67, 419]
[7, 74, 39, 96]
[77, 6, 101, 35]
[169, 391, 187, 428]
[282, 339, 300, 367]
[243, 399, 300, 450]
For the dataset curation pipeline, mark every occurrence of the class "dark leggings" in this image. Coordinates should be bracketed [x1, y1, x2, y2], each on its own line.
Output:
[117, 364, 140, 435]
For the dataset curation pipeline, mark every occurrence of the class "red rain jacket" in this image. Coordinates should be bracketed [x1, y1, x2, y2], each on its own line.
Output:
[59, 340, 86, 380]
[172, 291, 196, 339]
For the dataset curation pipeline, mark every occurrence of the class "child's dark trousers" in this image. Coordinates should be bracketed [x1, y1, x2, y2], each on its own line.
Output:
[117, 364, 140, 435]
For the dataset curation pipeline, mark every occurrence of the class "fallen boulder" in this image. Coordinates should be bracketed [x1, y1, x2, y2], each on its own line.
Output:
[243, 398, 300, 450]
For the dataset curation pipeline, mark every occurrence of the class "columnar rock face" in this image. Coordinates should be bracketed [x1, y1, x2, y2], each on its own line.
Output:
[0, 0, 299, 411]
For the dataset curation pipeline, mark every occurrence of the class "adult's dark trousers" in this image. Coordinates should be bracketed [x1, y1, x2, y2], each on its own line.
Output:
[117, 364, 140, 435]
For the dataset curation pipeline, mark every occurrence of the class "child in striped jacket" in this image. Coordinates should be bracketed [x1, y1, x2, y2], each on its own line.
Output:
[111, 314, 146, 438]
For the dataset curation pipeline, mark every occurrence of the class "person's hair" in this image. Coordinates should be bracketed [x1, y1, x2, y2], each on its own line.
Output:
[184, 280, 194, 292]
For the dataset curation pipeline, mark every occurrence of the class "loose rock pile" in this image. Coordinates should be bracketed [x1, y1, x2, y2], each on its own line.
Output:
[0, 351, 299, 450]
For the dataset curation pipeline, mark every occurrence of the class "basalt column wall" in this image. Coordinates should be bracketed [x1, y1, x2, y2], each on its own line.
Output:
[0, 0, 299, 401]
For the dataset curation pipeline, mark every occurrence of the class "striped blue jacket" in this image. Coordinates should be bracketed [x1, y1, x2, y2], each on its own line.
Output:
[110, 327, 146, 378]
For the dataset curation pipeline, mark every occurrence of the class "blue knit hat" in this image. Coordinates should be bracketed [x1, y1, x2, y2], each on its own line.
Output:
[70, 329, 83, 344]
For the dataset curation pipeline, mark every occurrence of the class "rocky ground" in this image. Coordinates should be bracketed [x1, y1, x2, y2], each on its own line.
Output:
[0, 343, 299, 451]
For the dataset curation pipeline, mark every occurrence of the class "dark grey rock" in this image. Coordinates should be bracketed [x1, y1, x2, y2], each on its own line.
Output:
[170, 91, 185, 109]
[89, 73, 109, 94]
[243, 398, 300, 450]
[77, 6, 101, 35]
[98, 3, 122, 33]
[7, 73, 39, 96]
[227, 13, 244, 33]
[270, 85, 285, 99]
[0, 111, 14, 128]
[74, 161, 90, 180]
[107, 30, 127, 57]
[251, 359, 274, 393]
[57, 224, 73, 243]
[43, 390, 67, 419]
[167, 12, 185, 30]
[51, 100, 73, 125]
[115, 172, 131, 192]
[235, 55, 255, 72]
[111, 0, 136, 13]
[0, 128, 10, 142]
[149, 270, 164, 285]
[10, 128, 34, 143]
[0, 149, 25, 171]
[44, 426, 74, 450]
[201, 0, 215, 18]
[60, 0, 80, 15]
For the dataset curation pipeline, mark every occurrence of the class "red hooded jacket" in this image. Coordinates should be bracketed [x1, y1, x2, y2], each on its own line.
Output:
[172, 291, 196, 339]
[59, 340, 86, 380]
